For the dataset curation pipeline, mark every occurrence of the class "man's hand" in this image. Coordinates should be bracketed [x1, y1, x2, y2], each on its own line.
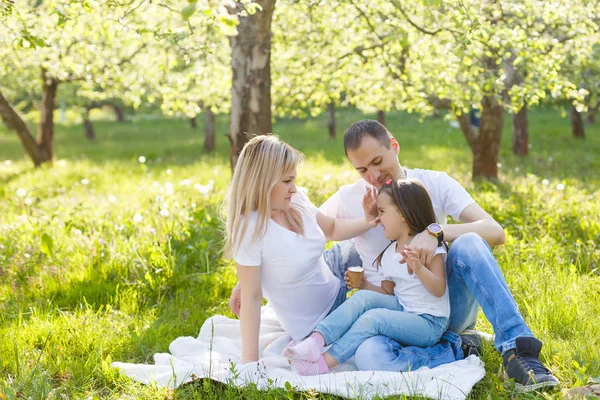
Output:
[400, 231, 438, 266]
[229, 282, 242, 317]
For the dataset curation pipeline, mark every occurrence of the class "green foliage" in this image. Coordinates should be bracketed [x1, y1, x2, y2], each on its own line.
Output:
[0, 108, 598, 398]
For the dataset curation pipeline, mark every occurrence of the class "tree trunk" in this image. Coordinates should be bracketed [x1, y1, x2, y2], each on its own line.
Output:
[0, 89, 51, 166]
[328, 100, 336, 139]
[228, 0, 276, 170]
[190, 116, 197, 129]
[204, 108, 215, 152]
[38, 73, 58, 163]
[471, 97, 504, 180]
[111, 104, 126, 123]
[512, 104, 528, 156]
[571, 104, 585, 139]
[83, 108, 95, 141]
[587, 113, 595, 125]
[377, 110, 385, 126]
[457, 97, 504, 181]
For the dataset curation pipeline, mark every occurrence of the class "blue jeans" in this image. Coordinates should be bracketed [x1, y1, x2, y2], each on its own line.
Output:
[353, 233, 535, 371]
[354, 331, 464, 372]
[323, 241, 362, 313]
[315, 290, 448, 364]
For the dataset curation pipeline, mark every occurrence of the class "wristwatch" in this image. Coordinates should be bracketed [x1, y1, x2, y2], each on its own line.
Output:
[427, 223, 444, 247]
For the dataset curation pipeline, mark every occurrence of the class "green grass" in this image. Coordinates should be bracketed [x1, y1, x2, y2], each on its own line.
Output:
[0, 108, 599, 399]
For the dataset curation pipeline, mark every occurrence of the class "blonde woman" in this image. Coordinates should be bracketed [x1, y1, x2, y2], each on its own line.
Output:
[224, 135, 378, 363]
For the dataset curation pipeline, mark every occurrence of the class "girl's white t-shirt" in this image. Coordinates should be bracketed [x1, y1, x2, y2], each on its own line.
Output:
[380, 243, 450, 318]
[233, 190, 339, 340]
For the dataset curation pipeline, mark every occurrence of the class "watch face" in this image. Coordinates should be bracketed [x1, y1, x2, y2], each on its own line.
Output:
[429, 223, 442, 234]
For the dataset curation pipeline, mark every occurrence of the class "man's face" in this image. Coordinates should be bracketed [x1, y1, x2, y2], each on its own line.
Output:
[346, 136, 402, 190]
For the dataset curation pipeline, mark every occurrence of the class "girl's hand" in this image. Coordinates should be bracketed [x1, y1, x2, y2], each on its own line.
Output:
[401, 247, 425, 275]
[362, 186, 379, 227]
[344, 270, 364, 289]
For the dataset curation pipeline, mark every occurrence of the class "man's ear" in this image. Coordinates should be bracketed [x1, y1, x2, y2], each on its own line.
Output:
[390, 137, 400, 155]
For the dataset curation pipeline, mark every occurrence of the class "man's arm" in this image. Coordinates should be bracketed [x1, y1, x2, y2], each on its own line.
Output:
[407, 204, 505, 265]
[443, 203, 505, 246]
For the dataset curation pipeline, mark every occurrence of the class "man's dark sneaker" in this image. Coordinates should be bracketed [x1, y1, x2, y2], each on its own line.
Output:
[460, 329, 493, 358]
[502, 337, 560, 393]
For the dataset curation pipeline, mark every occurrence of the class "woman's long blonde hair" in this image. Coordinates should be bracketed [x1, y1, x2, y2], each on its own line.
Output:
[224, 135, 305, 258]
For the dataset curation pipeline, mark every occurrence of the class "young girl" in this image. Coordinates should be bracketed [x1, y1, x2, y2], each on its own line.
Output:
[225, 135, 378, 363]
[284, 178, 450, 375]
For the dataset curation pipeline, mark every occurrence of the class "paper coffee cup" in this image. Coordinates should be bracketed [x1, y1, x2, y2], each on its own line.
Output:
[347, 266, 364, 288]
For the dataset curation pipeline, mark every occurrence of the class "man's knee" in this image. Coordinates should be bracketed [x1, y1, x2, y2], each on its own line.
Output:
[355, 335, 391, 370]
[448, 232, 491, 261]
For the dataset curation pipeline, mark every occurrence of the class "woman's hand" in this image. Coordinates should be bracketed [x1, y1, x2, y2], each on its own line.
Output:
[362, 186, 379, 227]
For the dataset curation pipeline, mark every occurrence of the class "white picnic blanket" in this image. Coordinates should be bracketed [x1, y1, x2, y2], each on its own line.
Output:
[112, 306, 485, 399]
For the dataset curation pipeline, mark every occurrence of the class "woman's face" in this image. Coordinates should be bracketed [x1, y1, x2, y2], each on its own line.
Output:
[270, 167, 297, 215]
[377, 191, 407, 240]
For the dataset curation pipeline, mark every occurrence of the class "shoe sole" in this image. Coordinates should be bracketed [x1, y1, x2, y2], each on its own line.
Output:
[503, 373, 560, 393]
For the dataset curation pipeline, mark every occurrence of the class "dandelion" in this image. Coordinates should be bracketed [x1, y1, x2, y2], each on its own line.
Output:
[160, 209, 170, 217]
[323, 174, 332, 182]
[57, 159, 67, 166]
[179, 179, 192, 186]
[16, 188, 27, 197]
[496, 163, 502, 168]
[133, 214, 143, 223]
[4, 160, 11, 166]
[152, 181, 160, 188]
[81, 178, 89, 185]
[166, 169, 172, 175]
[514, 167, 520, 172]
[542, 179, 549, 186]
[24, 198, 33, 206]
[138, 156, 147, 164]
[195, 184, 210, 195]
[155, 195, 164, 203]
[556, 183, 565, 191]
[548, 156, 554, 162]
[108, 195, 117, 203]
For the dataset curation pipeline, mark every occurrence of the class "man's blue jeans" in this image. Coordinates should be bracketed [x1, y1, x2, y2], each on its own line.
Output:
[324, 233, 535, 371]
[315, 290, 448, 364]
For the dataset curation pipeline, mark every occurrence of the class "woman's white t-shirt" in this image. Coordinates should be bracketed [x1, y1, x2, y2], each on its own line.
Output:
[380, 243, 450, 318]
[233, 191, 339, 340]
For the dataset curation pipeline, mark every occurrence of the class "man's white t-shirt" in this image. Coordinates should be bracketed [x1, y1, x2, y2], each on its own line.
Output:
[319, 168, 475, 285]
[380, 244, 450, 318]
[233, 191, 339, 341]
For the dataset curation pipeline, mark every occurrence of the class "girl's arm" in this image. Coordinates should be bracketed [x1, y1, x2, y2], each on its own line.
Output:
[346, 273, 396, 295]
[316, 189, 379, 241]
[236, 263, 263, 363]
[402, 250, 446, 297]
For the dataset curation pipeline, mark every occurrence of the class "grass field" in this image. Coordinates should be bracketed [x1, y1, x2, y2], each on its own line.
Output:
[0, 108, 599, 399]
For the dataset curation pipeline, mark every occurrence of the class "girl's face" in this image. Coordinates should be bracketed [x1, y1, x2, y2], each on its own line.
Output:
[377, 191, 408, 240]
[270, 167, 297, 215]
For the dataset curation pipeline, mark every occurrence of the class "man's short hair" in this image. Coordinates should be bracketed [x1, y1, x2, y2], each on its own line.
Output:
[343, 120, 393, 156]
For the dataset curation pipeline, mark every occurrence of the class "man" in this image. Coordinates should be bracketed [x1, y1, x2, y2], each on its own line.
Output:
[229, 120, 559, 392]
